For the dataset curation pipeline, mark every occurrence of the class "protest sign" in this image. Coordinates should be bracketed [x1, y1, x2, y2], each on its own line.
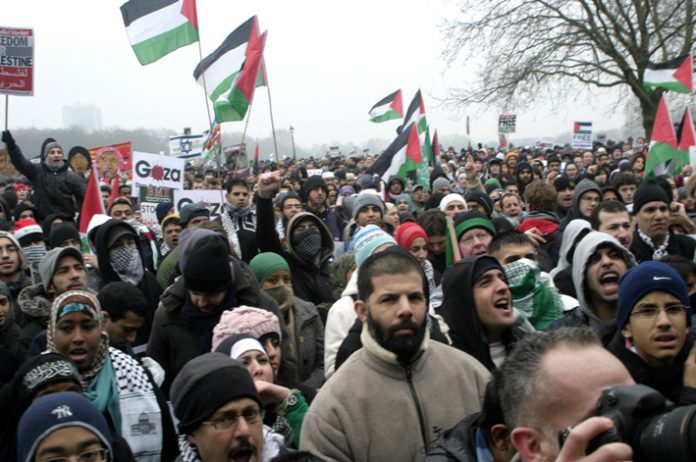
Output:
[571, 121, 593, 150]
[89, 142, 132, 180]
[498, 114, 516, 133]
[173, 189, 225, 220]
[0, 27, 33, 95]
[132, 151, 184, 195]
[138, 186, 174, 229]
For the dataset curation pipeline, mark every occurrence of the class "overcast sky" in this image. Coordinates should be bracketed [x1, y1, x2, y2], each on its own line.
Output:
[2, 0, 629, 150]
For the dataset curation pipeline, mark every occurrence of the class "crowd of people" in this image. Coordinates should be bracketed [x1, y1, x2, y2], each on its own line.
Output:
[1, 127, 695, 462]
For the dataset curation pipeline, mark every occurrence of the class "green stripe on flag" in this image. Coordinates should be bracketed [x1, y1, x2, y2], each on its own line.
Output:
[131, 21, 198, 65]
[371, 110, 402, 123]
[213, 86, 251, 122]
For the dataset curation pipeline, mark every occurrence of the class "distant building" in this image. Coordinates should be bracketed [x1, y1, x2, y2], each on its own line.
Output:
[62, 103, 102, 133]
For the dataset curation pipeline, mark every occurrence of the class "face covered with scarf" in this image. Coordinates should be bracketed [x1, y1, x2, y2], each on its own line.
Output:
[108, 233, 144, 285]
[291, 217, 323, 267]
[249, 252, 294, 312]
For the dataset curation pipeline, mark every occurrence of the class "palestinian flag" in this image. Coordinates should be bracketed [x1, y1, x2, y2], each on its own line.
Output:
[373, 123, 423, 182]
[193, 16, 267, 123]
[79, 162, 107, 252]
[368, 89, 403, 123]
[574, 121, 592, 134]
[645, 94, 679, 177]
[677, 107, 696, 171]
[399, 90, 427, 135]
[203, 119, 222, 164]
[432, 129, 440, 163]
[251, 141, 260, 173]
[121, 0, 199, 65]
[643, 55, 693, 94]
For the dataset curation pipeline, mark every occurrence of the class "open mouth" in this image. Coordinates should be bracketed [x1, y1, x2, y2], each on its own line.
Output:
[654, 333, 678, 348]
[494, 298, 511, 313]
[229, 448, 254, 462]
[599, 272, 620, 294]
[70, 348, 88, 362]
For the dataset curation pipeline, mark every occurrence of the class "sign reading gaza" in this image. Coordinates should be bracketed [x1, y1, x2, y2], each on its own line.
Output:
[132, 151, 184, 193]
[173, 190, 225, 219]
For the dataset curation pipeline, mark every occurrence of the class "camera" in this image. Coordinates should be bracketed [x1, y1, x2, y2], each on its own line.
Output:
[587, 384, 696, 461]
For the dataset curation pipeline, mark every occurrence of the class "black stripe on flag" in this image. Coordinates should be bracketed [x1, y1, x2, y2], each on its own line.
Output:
[193, 16, 256, 81]
[369, 89, 400, 112]
[121, 0, 179, 27]
[372, 122, 413, 178]
[646, 55, 689, 71]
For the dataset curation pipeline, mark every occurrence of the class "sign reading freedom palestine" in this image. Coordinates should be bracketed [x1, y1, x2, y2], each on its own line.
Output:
[0, 27, 34, 95]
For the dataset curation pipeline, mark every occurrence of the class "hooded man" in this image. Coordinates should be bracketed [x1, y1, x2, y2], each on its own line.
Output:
[2, 131, 85, 221]
[515, 162, 534, 196]
[559, 178, 601, 230]
[386, 175, 406, 202]
[0, 230, 37, 308]
[440, 255, 527, 371]
[551, 232, 635, 333]
[301, 249, 490, 461]
[301, 175, 343, 240]
[147, 228, 296, 396]
[93, 219, 162, 347]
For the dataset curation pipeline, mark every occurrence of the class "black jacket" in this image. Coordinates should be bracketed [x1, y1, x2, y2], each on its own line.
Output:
[5, 133, 85, 220]
[630, 229, 696, 263]
[424, 412, 480, 462]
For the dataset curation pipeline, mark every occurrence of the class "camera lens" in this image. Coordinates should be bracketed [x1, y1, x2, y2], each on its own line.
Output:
[638, 404, 696, 461]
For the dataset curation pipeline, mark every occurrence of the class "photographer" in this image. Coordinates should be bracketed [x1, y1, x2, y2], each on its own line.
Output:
[498, 328, 634, 462]
[608, 261, 696, 405]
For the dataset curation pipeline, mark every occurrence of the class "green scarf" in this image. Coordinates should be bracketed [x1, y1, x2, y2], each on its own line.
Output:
[83, 354, 122, 434]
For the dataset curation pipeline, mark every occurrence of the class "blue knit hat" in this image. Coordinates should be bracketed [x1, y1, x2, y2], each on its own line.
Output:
[617, 261, 691, 330]
[352, 224, 396, 268]
[18, 392, 112, 462]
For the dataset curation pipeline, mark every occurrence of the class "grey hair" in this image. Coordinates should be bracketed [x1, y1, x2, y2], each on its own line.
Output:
[498, 327, 599, 429]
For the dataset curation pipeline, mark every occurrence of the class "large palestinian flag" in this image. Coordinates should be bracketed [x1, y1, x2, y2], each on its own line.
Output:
[372, 123, 423, 182]
[677, 107, 696, 171]
[643, 55, 693, 94]
[645, 94, 679, 177]
[121, 0, 199, 65]
[193, 16, 267, 122]
[368, 90, 403, 123]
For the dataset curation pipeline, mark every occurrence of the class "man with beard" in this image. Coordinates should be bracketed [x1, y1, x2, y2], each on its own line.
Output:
[301, 248, 490, 461]
[217, 178, 258, 263]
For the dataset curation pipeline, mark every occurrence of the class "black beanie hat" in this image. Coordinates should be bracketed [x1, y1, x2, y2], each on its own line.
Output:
[633, 181, 670, 213]
[301, 175, 328, 202]
[47, 223, 80, 249]
[170, 352, 261, 434]
[183, 234, 232, 293]
[465, 191, 493, 216]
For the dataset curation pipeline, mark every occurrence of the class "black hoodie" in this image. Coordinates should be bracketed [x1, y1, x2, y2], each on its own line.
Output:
[439, 255, 525, 371]
[94, 219, 162, 345]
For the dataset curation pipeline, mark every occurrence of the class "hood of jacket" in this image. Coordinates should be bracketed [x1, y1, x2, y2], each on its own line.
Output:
[18, 282, 52, 322]
[549, 219, 592, 278]
[285, 212, 334, 265]
[440, 255, 505, 371]
[568, 179, 601, 220]
[94, 219, 146, 285]
[572, 232, 635, 328]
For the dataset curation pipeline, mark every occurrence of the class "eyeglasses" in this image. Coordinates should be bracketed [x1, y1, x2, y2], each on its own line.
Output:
[460, 232, 492, 246]
[201, 408, 262, 431]
[0, 244, 18, 256]
[631, 304, 687, 319]
[41, 447, 110, 462]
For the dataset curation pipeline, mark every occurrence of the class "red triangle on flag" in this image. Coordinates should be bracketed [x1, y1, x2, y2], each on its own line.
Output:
[679, 107, 696, 151]
[79, 163, 107, 234]
[390, 90, 404, 117]
[651, 94, 678, 149]
[180, 0, 198, 28]
[406, 124, 423, 164]
[673, 55, 693, 92]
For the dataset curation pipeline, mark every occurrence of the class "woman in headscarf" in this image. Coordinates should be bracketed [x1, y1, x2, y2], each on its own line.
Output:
[46, 290, 178, 460]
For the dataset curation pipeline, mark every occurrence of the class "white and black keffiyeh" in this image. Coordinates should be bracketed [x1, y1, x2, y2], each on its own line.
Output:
[637, 227, 670, 260]
[110, 246, 144, 285]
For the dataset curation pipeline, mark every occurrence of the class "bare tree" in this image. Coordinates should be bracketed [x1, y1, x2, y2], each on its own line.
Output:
[442, 0, 694, 138]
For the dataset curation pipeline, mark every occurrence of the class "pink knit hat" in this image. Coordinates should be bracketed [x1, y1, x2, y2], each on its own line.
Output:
[211, 306, 282, 352]
[395, 222, 429, 251]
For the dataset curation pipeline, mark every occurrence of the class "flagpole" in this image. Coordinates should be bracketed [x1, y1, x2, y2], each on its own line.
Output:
[4, 95, 8, 130]
[241, 99, 254, 145]
[195, 31, 214, 130]
[265, 83, 280, 161]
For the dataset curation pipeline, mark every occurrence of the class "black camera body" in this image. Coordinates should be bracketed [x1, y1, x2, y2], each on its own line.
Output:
[587, 384, 696, 462]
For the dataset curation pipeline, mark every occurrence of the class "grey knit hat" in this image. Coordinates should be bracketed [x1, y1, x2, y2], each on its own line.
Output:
[432, 177, 451, 193]
[39, 247, 84, 292]
[352, 193, 385, 220]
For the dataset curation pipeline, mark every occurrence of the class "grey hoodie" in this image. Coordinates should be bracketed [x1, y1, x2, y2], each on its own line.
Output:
[571, 232, 635, 330]
[568, 179, 601, 221]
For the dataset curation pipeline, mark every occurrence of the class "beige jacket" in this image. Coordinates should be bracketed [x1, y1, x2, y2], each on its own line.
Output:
[300, 325, 490, 462]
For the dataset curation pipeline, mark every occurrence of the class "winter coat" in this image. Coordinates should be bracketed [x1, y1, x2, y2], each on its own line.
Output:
[630, 229, 696, 263]
[424, 412, 480, 462]
[323, 270, 359, 379]
[302, 203, 344, 241]
[16, 283, 53, 356]
[292, 296, 325, 389]
[300, 325, 490, 462]
[256, 198, 335, 308]
[6, 135, 85, 220]
[146, 261, 296, 396]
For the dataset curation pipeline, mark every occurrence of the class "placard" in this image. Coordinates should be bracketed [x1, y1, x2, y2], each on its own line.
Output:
[0, 27, 33, 95]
